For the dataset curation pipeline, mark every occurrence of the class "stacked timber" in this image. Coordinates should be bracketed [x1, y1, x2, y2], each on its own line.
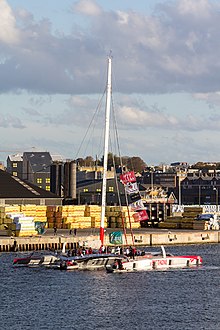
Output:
[46, 206, 58, 229]
[158, 206, 209, 230]
[7, 213, 37, 237]
[34, 205, 47, 224]
[105, 206, 140, 229]
[181, 206, 203, 229]
[54, 207, 63, 229]
[106, 206, 121, 228]
[62, 205, 89, 229]
[193, 221, 209, 230]
[0, 205, 21, 231]
[85, 205, 107, 229]
[158, 216, 183, 229]
[20, 205, 47, 225]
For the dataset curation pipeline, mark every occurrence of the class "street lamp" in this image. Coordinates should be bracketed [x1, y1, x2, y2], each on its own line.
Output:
[178, 174, 181, 206]
[149, 167, 154, 201]
[213, 187, 218, 211]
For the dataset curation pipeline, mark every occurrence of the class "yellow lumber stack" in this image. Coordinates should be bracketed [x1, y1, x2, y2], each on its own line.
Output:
[46, 206, 58, 229]
[0, 205, 21, 221]
[181, 206, 204, 229]
[20, 204, 37, 216]
[158, 206, 205, 230]
[182, 206, 203, 221]
[184, 206, 204, 213]
[85, 205, 107, 228]
[61, 205, 92, 229]
[0, 205, 22, 234]
[158, 221, 180, 229]
[20, 205, 47, 223]
[105, 206, 141, 229]
[85, 205, 100, 216]
[62, 205, 86, 217]
[193, 221, 209, 230]
[119, 206, 139, 229]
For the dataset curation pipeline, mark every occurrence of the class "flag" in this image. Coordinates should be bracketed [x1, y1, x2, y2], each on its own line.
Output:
[120, 171, 148, 222]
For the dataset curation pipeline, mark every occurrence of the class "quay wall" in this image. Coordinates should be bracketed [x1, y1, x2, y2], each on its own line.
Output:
[0, 230, 220, 252]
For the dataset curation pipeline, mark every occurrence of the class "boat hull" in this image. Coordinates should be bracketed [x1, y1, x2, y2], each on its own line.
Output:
[106, 255, 202, 273]
[58, 254, 117, 271]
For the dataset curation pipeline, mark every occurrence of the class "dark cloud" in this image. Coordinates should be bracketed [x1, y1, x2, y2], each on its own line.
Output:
[0, 0, 220, 95]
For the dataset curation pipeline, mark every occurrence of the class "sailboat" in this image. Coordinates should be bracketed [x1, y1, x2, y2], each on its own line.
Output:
[54, 55, 118, 271]
[25, 56, 202, 272]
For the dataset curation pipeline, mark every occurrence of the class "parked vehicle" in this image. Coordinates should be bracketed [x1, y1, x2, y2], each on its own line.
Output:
[195, 213, 214, 221]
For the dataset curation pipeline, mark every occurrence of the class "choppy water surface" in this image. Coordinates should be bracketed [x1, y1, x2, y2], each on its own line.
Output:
[0, 244, 220, 330]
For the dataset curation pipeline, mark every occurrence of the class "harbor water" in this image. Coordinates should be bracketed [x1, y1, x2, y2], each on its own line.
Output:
[0, 244, 220, 330]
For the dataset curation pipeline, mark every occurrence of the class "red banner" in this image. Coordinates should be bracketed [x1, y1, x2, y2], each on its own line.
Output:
[120, 171, 148, 222]
[120, 171, 136, 184]
[132, 210, 149, 222]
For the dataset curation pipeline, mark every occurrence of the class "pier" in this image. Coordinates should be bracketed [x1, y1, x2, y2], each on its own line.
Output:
[0, 229, 220, 252]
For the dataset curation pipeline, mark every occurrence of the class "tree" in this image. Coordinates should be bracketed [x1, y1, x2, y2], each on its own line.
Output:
[78, 154, 147, 173]
[84, 156, 95, 166]
[123, 156, 147, 173]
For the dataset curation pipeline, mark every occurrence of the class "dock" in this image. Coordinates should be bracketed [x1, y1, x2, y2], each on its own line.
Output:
[0, 229, 220, 252]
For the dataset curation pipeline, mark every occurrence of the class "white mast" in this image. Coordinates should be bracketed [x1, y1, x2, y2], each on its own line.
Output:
[100, 56, 112, 246]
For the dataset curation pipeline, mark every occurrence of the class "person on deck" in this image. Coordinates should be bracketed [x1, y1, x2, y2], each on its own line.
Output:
[53, 226, 57, 236]
[116, 246, 120, 255]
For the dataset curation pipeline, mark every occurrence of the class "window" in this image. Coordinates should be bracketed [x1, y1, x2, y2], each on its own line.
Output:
[12, 163, 17, 168]
[12, 172, 17, 176]
[46, 178, 50, 183]
[46, 186, 50, 191]
[37, 178, 42, 184]
[109, 186, 114, 192]
[96, 188, 101, 192]
[84, 188, 88, 192]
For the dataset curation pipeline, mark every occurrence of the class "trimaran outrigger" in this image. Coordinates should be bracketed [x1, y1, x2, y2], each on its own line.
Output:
[105, 246, 202, 273]
[13, 55, 202, 272]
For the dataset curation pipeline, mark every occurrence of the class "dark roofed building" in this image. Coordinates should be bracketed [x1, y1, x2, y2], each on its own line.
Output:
[0, 170, 62, 206]
[7, 153, 23, 178]
[180, 175, 220, 205]
[22, 152, 52, 191]
[76, 178, 127, 206]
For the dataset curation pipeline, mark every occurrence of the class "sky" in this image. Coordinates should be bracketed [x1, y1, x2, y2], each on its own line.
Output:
[1, 0, 220, 166]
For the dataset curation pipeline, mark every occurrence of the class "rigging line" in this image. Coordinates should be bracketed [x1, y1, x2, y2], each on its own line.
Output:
[74, 90, 106, 161]
[111, 96, 123, 166]
[81, 105, 102, 161]
[124, 185, 135, 246]
[112, 107, 135, 245]
[109, 133, 128, 246]
[114, 168, 128, 246]
[111, 97, 134, 246]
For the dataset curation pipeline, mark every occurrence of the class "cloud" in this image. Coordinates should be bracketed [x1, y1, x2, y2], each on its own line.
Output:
[176, 0, 212, 18]
[118, 105, 178, 129]
[0, 0, 219, 96]
[117, 98, 220, 132]
[0, 114, 25, 128]
[48, 94, 105, 127]
[22, 107, 41, 116]
[73, 0, 102, 16]
[28, 95, 52, 107]
[0, 0, 20, 44]
[193, 92, 220, 108]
